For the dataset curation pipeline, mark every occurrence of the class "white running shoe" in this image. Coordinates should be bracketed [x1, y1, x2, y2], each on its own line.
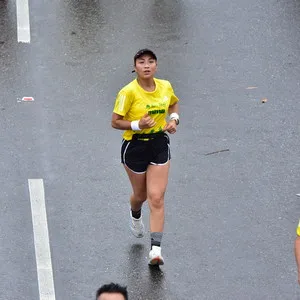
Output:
[148, 246, 164, 265]
[130, 211, 145, 238]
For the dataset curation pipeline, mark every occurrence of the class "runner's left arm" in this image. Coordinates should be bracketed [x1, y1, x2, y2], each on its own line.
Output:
[168, 102, 179, 115]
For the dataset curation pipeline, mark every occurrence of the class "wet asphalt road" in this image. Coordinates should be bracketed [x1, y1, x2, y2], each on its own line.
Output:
[1, 0, 300, 299]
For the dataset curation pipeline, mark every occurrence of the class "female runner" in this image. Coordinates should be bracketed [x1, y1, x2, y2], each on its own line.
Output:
[111, 49, 180, 265]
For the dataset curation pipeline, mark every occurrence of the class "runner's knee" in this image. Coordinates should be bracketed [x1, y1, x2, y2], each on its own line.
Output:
[148, 192, 164, 209]
[133, 191, 147, 202]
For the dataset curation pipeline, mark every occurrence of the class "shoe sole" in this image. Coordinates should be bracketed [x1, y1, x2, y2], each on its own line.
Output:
[149, 256, 164, 266]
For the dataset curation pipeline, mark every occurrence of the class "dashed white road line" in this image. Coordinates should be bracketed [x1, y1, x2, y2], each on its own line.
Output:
[28, 179, 56, 300]
[16, 0, 31, 43]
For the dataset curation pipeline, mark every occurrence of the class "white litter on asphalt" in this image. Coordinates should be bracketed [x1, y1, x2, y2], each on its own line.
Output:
[22, 96, 34, 102]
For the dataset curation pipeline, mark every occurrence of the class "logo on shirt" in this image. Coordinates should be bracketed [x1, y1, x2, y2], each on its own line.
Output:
[145, 96, 168, 110]
[148, 109, 166, 115]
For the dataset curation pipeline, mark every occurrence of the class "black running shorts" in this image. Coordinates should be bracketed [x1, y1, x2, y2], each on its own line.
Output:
[121, 132, 171, 173]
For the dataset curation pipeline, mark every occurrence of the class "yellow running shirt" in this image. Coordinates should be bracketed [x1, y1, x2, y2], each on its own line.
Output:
[113, 78, 179, 140]
[297, 220, 300, 236]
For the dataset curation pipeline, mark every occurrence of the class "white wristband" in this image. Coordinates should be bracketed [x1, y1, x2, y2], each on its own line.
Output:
[169, 112, 179, 121]
[131, 120, 141, 131]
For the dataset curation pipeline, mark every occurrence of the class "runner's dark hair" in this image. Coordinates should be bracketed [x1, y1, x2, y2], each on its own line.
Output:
[96, 282, 128, 300]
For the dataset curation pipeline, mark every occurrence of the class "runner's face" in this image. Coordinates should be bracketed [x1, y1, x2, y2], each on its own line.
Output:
[134, 55, 157, 79]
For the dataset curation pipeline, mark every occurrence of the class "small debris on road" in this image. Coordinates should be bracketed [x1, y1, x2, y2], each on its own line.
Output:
[20, 96, 34, 102]
[205, 149, 230, 156]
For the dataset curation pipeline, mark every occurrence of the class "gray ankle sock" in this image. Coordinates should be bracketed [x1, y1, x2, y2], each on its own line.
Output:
[151, 232, 163, 248]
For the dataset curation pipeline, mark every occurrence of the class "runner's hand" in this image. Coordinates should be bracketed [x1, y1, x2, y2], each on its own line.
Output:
[139, 113, 156, 129]
[163, 120, 177, 134]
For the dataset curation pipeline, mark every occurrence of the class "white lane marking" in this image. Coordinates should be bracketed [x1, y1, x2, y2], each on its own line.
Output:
[16, 0, 31, 43]
[28, 179, 56, 300]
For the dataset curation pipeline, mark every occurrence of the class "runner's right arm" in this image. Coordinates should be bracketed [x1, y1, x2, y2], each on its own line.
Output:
[111, 113, 132, 130]
[111, 112, 156, 130]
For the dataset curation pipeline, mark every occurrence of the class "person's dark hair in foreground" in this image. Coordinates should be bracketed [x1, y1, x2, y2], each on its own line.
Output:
[96, 282, 128, 300]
